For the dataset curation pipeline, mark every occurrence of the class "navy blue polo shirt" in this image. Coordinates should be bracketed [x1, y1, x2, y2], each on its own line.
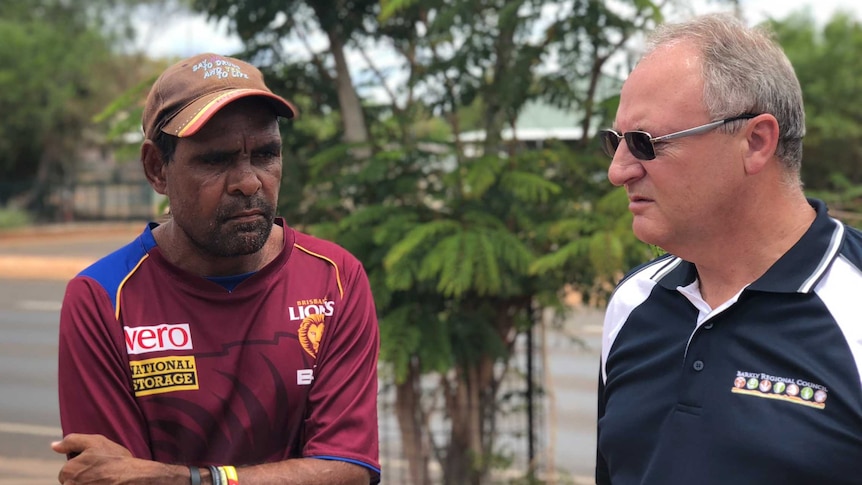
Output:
[597, 199, 862, 485]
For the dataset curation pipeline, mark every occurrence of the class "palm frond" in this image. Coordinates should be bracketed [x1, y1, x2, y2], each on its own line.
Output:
[529, 238, 590, 275]
[500, 171, 562, 203]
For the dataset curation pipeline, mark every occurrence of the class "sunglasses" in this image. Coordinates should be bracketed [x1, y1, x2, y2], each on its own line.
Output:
[598, 114, 758, 160]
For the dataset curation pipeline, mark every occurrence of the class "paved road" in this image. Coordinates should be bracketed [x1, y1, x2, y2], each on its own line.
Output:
[0, 279, 66, 484]
[0, 223, 600, 484]
[0, 224, 141, 484]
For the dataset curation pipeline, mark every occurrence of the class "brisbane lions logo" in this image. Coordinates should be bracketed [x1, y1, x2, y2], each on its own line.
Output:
[298, 313, 325, 359]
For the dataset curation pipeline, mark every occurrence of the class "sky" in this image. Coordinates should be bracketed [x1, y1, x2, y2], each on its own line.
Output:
[693, 0, 860, 24]
[137, 1, 862, 60]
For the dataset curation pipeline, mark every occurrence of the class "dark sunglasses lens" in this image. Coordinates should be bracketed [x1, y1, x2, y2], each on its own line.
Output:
[599, 130, 620, 158]
[624, 132, 655, 160]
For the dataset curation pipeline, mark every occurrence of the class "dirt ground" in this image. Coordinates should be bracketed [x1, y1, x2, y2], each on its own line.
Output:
[0, 222, 144, 280]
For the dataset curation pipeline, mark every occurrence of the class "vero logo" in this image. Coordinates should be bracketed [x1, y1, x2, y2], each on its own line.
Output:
[124, 323, 193, 355]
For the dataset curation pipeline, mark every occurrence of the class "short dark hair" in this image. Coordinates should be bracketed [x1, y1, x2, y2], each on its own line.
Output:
[153, 130, 179, 163]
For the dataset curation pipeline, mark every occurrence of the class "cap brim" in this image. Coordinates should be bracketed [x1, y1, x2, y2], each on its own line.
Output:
[161, 88, 298, 138]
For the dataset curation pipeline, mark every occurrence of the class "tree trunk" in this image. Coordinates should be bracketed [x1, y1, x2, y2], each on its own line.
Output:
[21, 137, 62, 218]
[324, 28, 371, 157]
[444, 365, 485, 485]
[395, 361, 432, 485]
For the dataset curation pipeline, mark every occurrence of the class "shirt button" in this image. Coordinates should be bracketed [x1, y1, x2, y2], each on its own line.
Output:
[703, 323, 714, 329]
[693, 360, 705, 371]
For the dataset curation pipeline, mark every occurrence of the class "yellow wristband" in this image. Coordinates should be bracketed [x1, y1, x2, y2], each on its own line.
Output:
[223, 465, 239, 485]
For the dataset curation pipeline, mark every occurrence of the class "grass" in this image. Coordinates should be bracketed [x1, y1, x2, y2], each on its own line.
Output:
[0, 206, 31, 229]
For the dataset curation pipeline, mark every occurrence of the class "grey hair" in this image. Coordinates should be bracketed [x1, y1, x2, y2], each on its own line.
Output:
[643, 13, 805, 174]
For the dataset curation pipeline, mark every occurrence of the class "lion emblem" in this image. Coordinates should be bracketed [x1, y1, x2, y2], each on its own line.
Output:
[298, 313, 325, 358]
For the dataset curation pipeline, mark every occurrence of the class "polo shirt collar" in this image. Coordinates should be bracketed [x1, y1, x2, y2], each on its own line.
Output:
[654, 198, 844, 294]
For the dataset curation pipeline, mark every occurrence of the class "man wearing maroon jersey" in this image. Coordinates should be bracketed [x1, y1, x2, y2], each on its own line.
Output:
[52, 53, 381, 485]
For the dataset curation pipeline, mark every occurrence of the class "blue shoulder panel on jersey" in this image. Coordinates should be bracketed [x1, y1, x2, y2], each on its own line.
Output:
[77, 224, 157, 313]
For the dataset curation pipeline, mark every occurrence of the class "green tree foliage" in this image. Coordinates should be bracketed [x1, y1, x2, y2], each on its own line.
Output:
[0, 0, 118, 213]
[767, 10, 862, 188]
[179, 0, 658, 482]
[765, 9, 862, 226]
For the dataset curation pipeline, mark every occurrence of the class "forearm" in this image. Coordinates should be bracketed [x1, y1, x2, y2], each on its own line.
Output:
[55, 433, 372, 485]
[195, 459, 370, 485]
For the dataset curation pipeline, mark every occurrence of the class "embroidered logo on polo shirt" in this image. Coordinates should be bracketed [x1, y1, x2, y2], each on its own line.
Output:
[731, 370, 828, 409]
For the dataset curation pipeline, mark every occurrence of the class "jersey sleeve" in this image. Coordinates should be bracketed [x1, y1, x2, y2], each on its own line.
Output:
[58, 276, 152, 458]
[301, 257, 381, 481]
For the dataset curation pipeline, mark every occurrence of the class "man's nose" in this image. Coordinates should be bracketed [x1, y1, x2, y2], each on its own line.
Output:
[227, 158, 262, 196]
[607, 143, 646, 187]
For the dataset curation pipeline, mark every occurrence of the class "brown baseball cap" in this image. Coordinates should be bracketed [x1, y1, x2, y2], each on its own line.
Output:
[142, 53, 298, 140]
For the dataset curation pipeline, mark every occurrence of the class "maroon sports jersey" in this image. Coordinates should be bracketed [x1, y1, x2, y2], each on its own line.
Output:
[58, 218, 380, 481]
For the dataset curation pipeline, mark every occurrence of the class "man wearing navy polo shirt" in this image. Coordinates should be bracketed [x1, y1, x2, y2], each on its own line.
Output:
[595, 13, 862, 485]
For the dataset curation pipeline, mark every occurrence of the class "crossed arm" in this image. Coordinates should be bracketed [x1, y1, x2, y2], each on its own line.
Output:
[52, 433, 370, 485]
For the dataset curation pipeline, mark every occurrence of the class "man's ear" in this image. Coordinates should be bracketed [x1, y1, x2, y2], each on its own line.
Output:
[742, 114, 780, 176]
[141, 140, 168, 195]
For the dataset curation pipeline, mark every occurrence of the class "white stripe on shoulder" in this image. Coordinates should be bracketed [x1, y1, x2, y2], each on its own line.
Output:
[601, 257, 678, 383]
[814, 255, 862, 392]
[800, 218, 844, 293]
[650, 255, 683, 282]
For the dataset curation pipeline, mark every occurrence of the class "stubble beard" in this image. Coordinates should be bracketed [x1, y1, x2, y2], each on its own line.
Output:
[196, 199, 277, 257]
